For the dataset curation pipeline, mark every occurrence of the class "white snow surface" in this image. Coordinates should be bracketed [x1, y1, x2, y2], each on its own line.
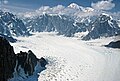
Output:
[11, 32, 120, 81]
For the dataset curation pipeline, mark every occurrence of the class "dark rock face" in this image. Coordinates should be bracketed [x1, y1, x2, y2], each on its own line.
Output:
[39, 57, 48, 67]
[0, 36, 47, 81]
[105, 40, 120, 48]
[82, 14, 120, 40]
[0, 36, 16, 81]
[16, 50, 38, 76]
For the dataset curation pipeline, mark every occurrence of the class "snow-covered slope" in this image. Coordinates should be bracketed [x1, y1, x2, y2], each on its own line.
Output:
[11, 32, 120, 81]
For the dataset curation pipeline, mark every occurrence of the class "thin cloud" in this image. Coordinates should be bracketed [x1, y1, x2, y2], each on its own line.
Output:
[3, 0, 8, 4]
[91, 0, 115, 10]
[2, 5, 34, 13]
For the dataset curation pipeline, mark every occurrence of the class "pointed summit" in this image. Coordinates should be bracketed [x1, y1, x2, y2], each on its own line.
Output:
[68, 3, 80, 9]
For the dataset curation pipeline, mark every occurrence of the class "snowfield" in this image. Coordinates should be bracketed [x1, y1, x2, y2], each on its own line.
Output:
[11, 32, 120, 81]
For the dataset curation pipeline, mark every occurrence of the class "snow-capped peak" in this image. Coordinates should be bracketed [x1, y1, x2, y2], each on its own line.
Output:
[100, 13, 113, 20]
[68, 3, 80, 9]
[101, 13, 110, 17]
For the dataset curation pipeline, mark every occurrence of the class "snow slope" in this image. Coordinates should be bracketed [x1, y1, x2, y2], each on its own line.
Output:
[11, 32, 120, 81]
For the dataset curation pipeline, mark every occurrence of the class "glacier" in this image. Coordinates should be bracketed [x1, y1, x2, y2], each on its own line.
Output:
[11, 32, 120, 81]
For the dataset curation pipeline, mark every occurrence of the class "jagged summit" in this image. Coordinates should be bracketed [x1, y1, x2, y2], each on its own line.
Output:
[99, 13, 113, 23]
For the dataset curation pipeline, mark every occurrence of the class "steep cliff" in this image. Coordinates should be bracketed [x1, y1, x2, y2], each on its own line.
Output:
[0, 36, 47, 81]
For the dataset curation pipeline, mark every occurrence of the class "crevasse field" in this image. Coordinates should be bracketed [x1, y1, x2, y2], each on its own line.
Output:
[11, 32, 120, 81]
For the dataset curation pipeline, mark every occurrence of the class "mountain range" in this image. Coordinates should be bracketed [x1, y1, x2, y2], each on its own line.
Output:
[0, 3, 120, 42]
[0, 10, 29, 37]
[0, 3, 120, 81]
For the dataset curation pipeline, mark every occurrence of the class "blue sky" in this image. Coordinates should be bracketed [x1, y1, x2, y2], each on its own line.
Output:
[1, 0, 120, 12]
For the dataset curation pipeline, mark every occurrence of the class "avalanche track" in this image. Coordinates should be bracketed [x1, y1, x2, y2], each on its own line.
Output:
[11, 32, 120, 81]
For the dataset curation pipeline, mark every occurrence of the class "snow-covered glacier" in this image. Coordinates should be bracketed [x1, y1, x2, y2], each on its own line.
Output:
[11, 32, 120, 81]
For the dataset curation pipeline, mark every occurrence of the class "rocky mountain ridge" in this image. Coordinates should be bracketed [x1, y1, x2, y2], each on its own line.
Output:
[0, 36, 47, 81]
[82, 13, 120, 40]
[0, 10, 29, 37]
[24, 13, 120, 39]
[0, 10, 120, 41]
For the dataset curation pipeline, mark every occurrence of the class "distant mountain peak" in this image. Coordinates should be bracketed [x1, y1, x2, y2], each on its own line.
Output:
[100, 13, 113, 20]
[98, 13, 113, 23]
[68, 3, 80, 9]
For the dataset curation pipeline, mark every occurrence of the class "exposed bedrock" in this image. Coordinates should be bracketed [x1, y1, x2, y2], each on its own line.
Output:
[0, 36, 48, 81]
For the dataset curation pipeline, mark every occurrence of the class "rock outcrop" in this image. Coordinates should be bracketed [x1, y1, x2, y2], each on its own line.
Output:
[0, 36, 47, 81]
[16, 50, 38, 76]
[0, 36, 16, 81]
[105, 40, 120, 48]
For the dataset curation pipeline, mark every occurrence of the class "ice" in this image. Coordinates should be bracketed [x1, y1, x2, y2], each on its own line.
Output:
[11, 32, 120, 81]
